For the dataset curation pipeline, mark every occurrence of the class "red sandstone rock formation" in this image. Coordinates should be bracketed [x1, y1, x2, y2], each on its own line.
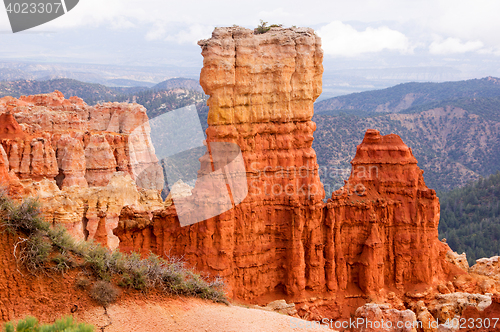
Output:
[0, 143, 11, 187]
[326, 129, 459, 295]
[114, 27, 466, 321]
[116, 26, 326, 301]
[0, 91, 161, 189]
[0, 112, 26, 140]
[55, 135, 87, 188]
[460, 294, 500, 331]
[0, 91, 164, 247]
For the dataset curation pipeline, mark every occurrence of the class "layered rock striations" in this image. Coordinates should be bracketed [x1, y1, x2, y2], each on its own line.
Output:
[0, 91, 164, 248]
[117, 26, 326, 300]
[114, 27, 469, 319]
[326, 129, 456, 295]
[121, 26, 322, 296]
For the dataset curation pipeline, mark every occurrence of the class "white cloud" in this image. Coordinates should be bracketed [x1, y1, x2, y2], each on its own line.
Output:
[165, 24, 214, 45]
[144, 22, 214, 45]
[317, 21, 412, 57]
[429, 37, 483, 55]
[429, 0, 500, 47]
[109, 17, 136, 30]
[258, 7, 291, 20]
[145, 23, 167, 41]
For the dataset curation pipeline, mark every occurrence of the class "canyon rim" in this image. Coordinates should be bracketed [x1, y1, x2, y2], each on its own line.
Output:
[0, 26, 499, 331]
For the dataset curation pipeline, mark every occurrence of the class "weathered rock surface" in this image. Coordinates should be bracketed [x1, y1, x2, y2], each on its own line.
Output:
[117, 26, 327, 301]
[0, 92, 164, 247]
[326, 128, 464, 295]
[114, 27, 467, 321]
[55, 135, 87, 188]
[415, 300, 438, 332]
[0, 91, 162, 188]
[446, 251, 470, 272]
[426, 292, 492, 322]
[248, 299, 299, 317]
[0, 144, 10, 183]
[354, 303, 418, 332]
[459, 294, 500, 331]
[470, 256, 500, 280]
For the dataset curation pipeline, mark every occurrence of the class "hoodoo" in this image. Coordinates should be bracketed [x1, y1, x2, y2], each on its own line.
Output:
[117, 26, 327, 301]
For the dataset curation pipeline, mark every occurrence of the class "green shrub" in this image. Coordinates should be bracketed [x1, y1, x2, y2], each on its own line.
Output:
[0, 197, 49, 235]
[255, 20, 282, 34]
[256, 20, 270, 34]
[19, 234, 52, 272]
[3, 315, 95, 332]
[0, 193, 228, 304]
[51, 252, 73, 272]
[83, 242, 112, 280]
[89, 281, 120, 307]
[48, 226, 77, 252]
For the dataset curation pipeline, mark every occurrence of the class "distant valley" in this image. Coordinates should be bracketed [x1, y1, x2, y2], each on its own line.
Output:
[313, 77, 500, 194]
[2, 76, 500, 195]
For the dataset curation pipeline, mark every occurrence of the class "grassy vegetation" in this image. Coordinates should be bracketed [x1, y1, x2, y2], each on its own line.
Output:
[3, 316, 94, 332]
[0, 192, 227, 306]
[255, 20, 282, 34]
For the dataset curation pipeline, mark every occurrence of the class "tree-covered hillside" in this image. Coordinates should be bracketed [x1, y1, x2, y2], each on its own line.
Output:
[315, 76, 500, 114]
[438, 172, 500, 265]
[313, 105, 500, 195]
[313, 77, 500, 197]
[0, 78, 208, 121]
[151, 78, 203, 93]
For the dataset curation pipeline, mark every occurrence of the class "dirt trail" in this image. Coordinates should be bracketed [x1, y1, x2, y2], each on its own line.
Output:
[0, 229, 329, 332]
[78, 298, 330, 332]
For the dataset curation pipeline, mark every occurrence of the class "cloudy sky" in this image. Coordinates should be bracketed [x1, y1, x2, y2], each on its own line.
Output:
[1, 0, 500, 95]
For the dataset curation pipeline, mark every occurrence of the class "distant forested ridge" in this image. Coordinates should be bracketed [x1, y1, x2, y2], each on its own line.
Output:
[315, 76, 500, 115]
[438, 172, 500, 265]
[312, 77, 500, 196]
[0, 78, 207, 121]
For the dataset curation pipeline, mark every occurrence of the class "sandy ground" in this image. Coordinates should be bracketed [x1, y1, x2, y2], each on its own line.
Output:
[79, 298, 332, 332]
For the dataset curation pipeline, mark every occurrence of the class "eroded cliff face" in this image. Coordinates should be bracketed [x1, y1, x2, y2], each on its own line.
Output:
[116, 26, 326, 301]
[113, 27, 472, 320]
[2, 26, 498, 326]
[0, 92, 164, 248]
[326, 129, 455, 295]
